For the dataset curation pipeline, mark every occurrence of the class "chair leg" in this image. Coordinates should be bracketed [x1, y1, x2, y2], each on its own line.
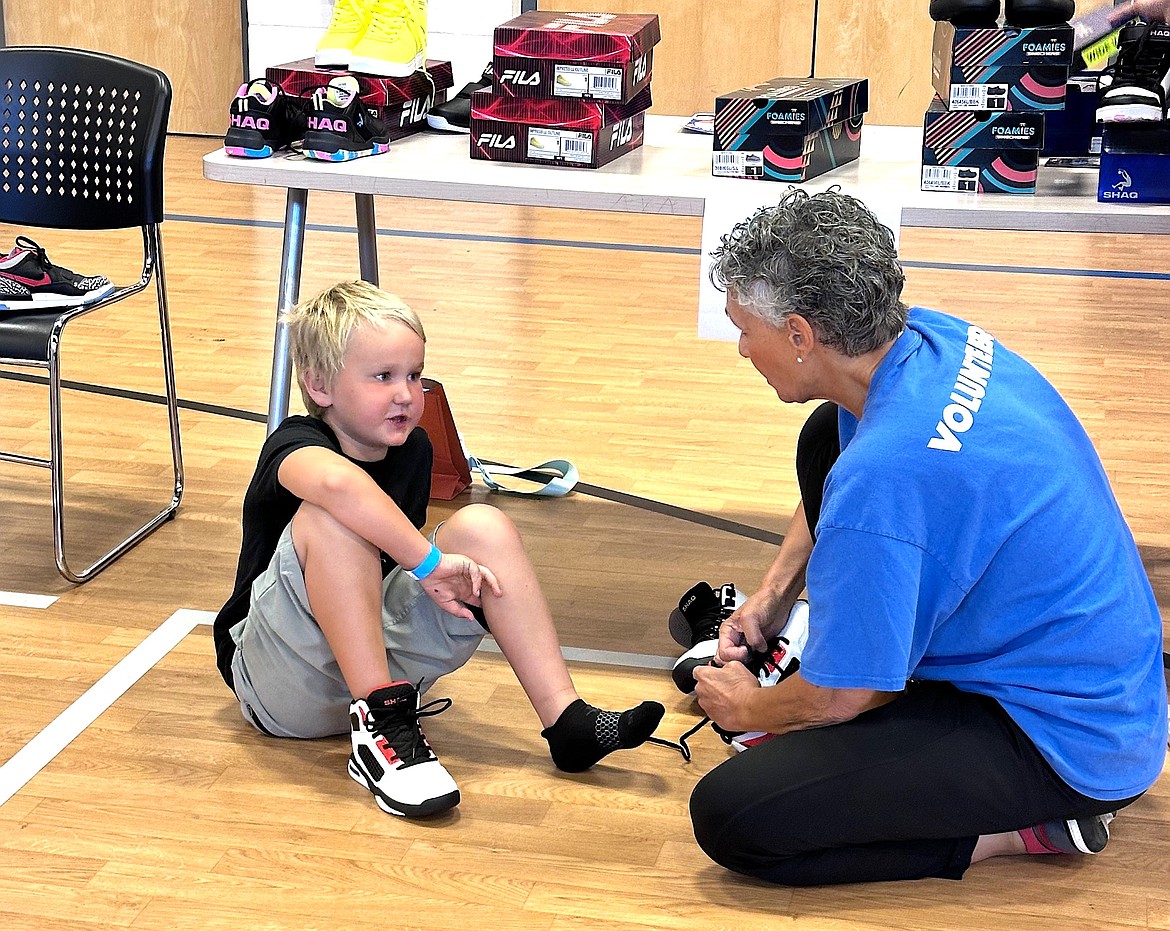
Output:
[51, 229, 184, 583]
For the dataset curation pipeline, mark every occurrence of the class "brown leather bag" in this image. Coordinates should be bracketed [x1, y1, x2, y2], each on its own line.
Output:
[418, 377, 472, 500]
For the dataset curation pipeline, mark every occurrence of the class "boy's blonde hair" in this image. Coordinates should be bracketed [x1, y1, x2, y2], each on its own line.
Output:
[285, 280, 426, 418]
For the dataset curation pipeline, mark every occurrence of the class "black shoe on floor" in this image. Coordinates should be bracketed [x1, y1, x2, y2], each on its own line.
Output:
[426, 63, 493, 133]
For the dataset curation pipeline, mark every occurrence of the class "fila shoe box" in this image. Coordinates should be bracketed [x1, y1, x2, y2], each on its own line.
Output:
[470, 87, 650, 168]
[932, 22, 1073, 111]
[712, 77, 868, 182]
[921, 99, 1043, 194]
[265, 59, 454, 140]
[1098, 124, 1170, 204]
[492, 11, 659, 103]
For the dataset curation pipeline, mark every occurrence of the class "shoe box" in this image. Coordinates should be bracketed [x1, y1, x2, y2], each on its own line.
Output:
[1098, 124, 1170, 204]
[711, 77, 868, 182]
[265, 58, 454, 140]
[932, 21, 1074, 111]
[921, 98, 1044, 194]
[491, 11, 660, 103]
[1040, 73, 1101, 157]
[469, 86, 650, 168]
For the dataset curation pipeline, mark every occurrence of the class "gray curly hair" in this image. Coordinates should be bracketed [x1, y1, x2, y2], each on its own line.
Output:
[709, 187, 907, 356]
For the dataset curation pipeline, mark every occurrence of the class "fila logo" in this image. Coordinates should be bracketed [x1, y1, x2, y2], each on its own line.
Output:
[400, 94, 433, 126]
[632, 54, 649, 83]
[230, 114, 270, 130]
[610, 117, 633, 148]
[477, 132, 516, 149]
[500, 69, 541, 86]
[307, 116, 346, 132]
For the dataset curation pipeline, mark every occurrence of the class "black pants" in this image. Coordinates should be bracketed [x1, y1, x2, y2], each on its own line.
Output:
[690, 403, 1136, 885]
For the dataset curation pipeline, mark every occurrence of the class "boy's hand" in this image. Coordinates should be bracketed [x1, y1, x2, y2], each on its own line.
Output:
[420, 554, 502, 621]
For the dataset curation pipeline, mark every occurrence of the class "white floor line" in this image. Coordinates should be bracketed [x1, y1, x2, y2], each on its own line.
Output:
[0, 591, 59, 609]
[476, 638, 675, 671]
[0, 608, 215, 808]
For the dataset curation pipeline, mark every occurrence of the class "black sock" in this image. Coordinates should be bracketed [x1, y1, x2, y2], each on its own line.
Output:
[541, 698, 665, 773]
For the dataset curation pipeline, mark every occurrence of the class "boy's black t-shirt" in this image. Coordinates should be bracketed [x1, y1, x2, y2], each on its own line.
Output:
[213, 415, 432, 690]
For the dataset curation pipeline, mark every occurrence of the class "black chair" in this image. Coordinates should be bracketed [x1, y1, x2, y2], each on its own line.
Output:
[0, 47, 183, 582]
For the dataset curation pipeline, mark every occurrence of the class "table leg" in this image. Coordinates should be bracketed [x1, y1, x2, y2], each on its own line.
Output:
[268, 187, 309, 434]
[356, 193, 379, 285]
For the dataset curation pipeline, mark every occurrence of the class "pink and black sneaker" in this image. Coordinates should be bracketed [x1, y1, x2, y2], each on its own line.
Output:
[0, 236, 114, 308]
[224, 79, 307, 158]
[302, 76, 391, 162]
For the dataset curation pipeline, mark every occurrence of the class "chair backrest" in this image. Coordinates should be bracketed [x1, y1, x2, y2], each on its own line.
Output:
[0, 46, 171, 230]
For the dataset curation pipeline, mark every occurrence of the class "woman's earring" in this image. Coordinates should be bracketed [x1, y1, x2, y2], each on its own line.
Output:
[796, 356, 804, 364]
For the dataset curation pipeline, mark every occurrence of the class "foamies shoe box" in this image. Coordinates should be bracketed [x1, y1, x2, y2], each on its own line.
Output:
[265, 58, 454, 139]
[921, 146, 1039, 194]
[932, 21, 1073, 110]
[492, 11, 659, 103]
[469, 87, 650, 168]
[712, 77, 868, 182]
[923, 97, 1046, 150]
[1098, 124, 1170, 204]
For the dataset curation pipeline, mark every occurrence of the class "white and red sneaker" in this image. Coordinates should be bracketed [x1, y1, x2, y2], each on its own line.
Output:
[347, 681, 460, 817]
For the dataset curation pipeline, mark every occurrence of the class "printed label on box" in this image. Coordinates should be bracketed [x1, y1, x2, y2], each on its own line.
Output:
[712, 151, 765, 178]
[921, 165, 981, 192]
[948, 83, 1012, 110]
[552, 64, 625, 100]
[528, 127, 594, 163]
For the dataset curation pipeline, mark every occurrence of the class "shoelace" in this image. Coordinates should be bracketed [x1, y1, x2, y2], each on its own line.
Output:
[1119, 28, 1170, 89]
[688, 603, 727, 647]
[324, 0, 369, 35]
[367, 694, 452, 768]
[646, 717, 713, 763]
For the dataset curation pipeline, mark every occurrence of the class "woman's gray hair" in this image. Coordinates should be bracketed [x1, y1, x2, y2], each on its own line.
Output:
[709, 187, 907, 356]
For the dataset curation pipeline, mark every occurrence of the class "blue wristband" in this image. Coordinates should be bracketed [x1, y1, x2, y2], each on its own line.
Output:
[406, 543, 442, 582]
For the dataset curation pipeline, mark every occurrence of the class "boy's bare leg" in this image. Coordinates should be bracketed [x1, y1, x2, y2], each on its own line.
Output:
[292, 502, 392, 700]
[435, 503, 578, 727]
[436, 503, 664, 771]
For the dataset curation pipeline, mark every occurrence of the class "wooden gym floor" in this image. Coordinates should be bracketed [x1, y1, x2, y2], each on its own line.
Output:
[0, 135, 1167, 929]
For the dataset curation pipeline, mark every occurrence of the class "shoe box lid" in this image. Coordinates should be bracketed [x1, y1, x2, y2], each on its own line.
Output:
[712, 116, 864, 182]
[471, 109, 645, 169]
[470, 85, 652, 130]
[932, 21, 1075, 69]
[923, 96, 1046, 150]
[492, 48, 654, 103]
[713, 77, 868, 148]
[920, 147, 1039, 195]
[265, 59, 454, 110]
[1101, 123, 1170, 156]
[492, 11, 661, 65]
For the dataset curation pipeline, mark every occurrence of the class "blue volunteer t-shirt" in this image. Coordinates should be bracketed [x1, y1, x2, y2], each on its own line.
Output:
[801, 307, 1167, 801]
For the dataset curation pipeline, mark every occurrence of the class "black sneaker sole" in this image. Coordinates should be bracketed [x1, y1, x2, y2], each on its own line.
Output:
[347, 756, 460, 818]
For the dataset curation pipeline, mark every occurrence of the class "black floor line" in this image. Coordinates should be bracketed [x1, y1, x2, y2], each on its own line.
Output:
[0, 369, 778, 541]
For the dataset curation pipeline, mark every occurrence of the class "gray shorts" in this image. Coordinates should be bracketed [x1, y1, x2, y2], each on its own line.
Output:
[229, 523, 486, 739]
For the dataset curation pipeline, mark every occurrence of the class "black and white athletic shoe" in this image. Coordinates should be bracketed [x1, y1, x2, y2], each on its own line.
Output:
[668, 580, 745, 695]
[0, 236, 114, 308]
[1022, 812, 1115, 854]
[426, 63, 493, 133]
[1098, 23, 1170, 123]
[348, 681, 460, 818]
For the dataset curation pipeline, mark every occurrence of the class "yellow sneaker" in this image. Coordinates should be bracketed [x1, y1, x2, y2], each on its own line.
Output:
[349, 0, 427, 78]
[316, 0, 375, 68]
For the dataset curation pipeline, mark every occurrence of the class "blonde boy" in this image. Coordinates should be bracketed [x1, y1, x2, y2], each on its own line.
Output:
[213, 281, 663, 817]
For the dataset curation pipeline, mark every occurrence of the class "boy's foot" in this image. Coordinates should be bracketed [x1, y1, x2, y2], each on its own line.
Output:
[542, 699, 665, 772]
[1019, 813, 1115, 854]
[668, 580, 744, 694]
[348, 681, 460, 817]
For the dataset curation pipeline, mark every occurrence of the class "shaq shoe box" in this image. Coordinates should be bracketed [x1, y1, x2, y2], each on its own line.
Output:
[1041, 74, 1101, 158]
[932, 21, 1073, 111]
[469, 87, 650, 168]
[923, 97, 1046, 151]
[712, 77, 868, 182]
[265, 58, 454, 140]
[1098, 124, 1170, 204]
[492, 11, 659, 103]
